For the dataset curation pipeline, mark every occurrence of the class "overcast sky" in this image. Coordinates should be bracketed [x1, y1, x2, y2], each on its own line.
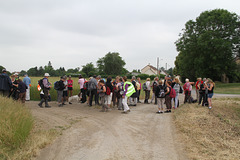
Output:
[0, 0, 239, 73]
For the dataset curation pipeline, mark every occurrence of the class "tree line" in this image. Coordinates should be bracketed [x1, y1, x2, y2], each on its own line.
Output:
[174, 9, 240, 82]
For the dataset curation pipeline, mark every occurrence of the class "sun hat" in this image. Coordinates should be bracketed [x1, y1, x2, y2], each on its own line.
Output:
[2, 69, 7, 72]
[44, 73, 50, 77]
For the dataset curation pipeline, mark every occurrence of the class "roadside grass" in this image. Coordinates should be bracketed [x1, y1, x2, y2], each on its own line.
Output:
[0, 97, 59, 160]
[214, 83, 240, 94]
[173, 98, 240, 160]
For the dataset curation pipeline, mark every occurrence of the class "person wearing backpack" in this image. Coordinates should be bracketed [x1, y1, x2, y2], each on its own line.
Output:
[38, 73, 51, 108]
[98, 80, 109, 112]
[155, 80, 165, 114]
[56, 76, 66, 107]
[151, 77, 159, 104]
[165, 80, 173, 113]
[105, 76, 113, 109]
[144, 78, 151, 104]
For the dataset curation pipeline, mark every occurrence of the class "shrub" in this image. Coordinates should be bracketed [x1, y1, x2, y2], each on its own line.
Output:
[0, 97, 33, 159]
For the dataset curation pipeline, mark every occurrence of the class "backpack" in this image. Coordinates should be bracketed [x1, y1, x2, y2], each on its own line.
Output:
[169, 87, 176, 98]
[54, 81, 60, 90]
[173, 83, 180, 93]
[152, 81, 158, 91]
[83, 81, 88, 90]
[142, 82, 147, 90]
[106, 86, 111, 95]
[38, 79, 44, 88]
[199, 83, 204, 94]
[158, 86, 165, 98]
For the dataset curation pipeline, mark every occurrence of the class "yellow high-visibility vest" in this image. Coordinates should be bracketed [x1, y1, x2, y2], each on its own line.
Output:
[124, 81, 136, 97]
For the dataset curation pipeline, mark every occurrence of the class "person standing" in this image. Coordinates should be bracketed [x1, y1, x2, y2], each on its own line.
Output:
[88, 75, 98, 106]
[144, 78, 151, 104]
[195, 78, 202, 102]
[206, 79, 215, 109]
[117, 77, 124, 110]
[165, 81, 172, 113]
[38, 73, 51, 108]
[62, 76, 68, 105]
[98, 80, 109, 112]
[16, 78, 27, 103]
[105, 77, 113, 108]
[151, 77, 159, 104]
[183, 79, 191, 103]
[78, 74, 86, 103]
[130, 76, 138, 106]
[155, 80, 165, 114]
[137, 77, 142, 103]
[57, 76, 66, 107]
[122, 76, 136, 113]
[23, 74, 31, 101]
[67, 75, 73, 98]
[0, 69, 12, 97]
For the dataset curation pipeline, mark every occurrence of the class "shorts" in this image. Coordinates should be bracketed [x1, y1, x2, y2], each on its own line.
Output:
[105, 93, 112, 105]
[68, 87, 73, 90]
[208, 93, 213, 98]
[63, 91, 68, 97]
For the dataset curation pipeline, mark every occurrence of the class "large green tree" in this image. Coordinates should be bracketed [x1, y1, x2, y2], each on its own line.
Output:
[175, 9, 240, 81]
[81, 62, 96, 77]
[97, 52, 126, 75]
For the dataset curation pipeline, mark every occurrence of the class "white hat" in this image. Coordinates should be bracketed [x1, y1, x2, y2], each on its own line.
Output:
[44, 73, 50, 77]
[14, 72, 18, 76]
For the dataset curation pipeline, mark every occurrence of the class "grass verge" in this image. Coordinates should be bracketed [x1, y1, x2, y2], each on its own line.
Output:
[173, 98, 240, 160]
[0, 97, 59, 160]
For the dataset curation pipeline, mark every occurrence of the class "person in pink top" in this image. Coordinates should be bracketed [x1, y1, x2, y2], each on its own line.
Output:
[78, 74, 86, 103]
[67, 76, 73, 98]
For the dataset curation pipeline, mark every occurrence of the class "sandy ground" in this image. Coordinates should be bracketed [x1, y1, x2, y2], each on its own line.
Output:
[28, 92, 239, 160]
[27, 97, 188, 160]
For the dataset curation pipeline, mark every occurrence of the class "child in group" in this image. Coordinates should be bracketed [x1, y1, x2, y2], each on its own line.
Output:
[98, 80, 109, 112]
[155, 80, 165, 114]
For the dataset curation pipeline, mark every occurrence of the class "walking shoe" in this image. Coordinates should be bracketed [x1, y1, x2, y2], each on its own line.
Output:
[121, 111, 128, 114]
[164, 110, 169, 113]
[156, 111, 161, 114]
[45, 105, 51, 108]
[209, 106, 212, 109]
[128, 109, 131, 112]
[38, 104, 44, 108]
[69, 102, 72, 104]
[58, 104, 63, 107]
[62, 103, 66, 105]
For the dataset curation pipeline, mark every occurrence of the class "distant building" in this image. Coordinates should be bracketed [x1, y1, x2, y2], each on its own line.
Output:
[141, 64, 167, 76]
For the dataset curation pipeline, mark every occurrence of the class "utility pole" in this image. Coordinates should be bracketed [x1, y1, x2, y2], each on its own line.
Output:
[157, 57, 159, 77]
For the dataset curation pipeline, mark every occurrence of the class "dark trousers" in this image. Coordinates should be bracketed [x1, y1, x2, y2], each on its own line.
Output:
[144, 90, 150, 103]
[89, 89, 97, 106]
[165, 95, 172, 110]
[199, 93, 205, 105]
[81, 88, 86, 103]
[137, 90, 141, 102]
[184, 91, 191, 103]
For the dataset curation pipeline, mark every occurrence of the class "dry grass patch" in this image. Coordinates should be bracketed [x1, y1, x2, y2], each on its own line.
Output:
[173, 98, 240, 160]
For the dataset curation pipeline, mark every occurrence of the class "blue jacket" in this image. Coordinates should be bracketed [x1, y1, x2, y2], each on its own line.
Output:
[0, 73, 12, 91]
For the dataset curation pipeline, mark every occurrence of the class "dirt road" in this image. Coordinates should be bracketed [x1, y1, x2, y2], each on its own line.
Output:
[28, 100, 187, 160]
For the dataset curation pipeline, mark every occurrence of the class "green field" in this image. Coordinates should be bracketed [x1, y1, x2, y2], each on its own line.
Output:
[28, 77, 81, 101]
[214, 83, 240, 94]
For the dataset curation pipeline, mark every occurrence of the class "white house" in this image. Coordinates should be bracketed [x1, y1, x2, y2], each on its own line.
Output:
[141, 64, 167, 76]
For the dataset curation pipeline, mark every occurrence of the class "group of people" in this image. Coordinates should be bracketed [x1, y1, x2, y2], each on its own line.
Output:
[0, 68, 215, 112]
[0, 69, 31, 103]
